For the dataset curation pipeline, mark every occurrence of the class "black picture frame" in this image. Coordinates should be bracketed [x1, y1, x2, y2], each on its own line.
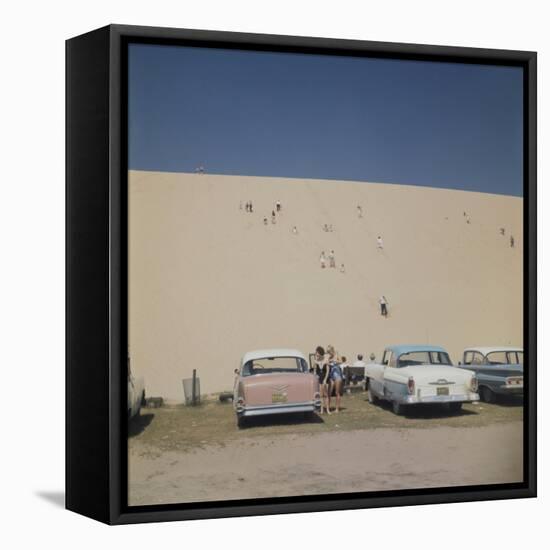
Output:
[66, 24, 537, 525]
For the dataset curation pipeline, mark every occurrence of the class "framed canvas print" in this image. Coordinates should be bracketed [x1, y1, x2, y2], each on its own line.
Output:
[66, 24, 537, 524]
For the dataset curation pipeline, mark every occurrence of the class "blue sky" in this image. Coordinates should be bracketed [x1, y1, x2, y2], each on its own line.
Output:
[128, 44, 523, 197]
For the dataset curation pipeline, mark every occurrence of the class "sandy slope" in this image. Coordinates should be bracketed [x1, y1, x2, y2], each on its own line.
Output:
[129, 171, 522, 400]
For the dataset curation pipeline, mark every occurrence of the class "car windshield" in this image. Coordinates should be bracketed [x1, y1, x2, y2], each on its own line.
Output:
[242, 357, 308, 376]
[397, 351, 452, 368]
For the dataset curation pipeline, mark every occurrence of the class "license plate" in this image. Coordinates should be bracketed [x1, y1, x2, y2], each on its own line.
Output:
[272, 392, 287, 403]
[436, 387, 449, 396]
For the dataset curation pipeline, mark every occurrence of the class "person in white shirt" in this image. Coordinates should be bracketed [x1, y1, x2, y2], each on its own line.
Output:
[377, 236, 384, 249]
[320, 251, 327, 269]
[329, 250, 336, 268]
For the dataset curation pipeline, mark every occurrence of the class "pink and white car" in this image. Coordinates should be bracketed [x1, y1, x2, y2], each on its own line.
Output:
[233, 349, 321, 428]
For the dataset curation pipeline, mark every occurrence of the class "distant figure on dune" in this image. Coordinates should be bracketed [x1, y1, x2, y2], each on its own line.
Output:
[271, 210, 276, 224]
[322, 223, 329, 232]
[500, 227, 505, 236]
[357, 205, 363, 218]
[340, 263, 345, 273]
[510, 235, 515, 248]
[249, 201, 254, 213]
[276, 200, 282, 212]
[379, 295, 388, 317]
[377, 236, 384, 250]
[292, 226, 298, 235]
[195, 165, 205, 175]
[329, 250, 336, 268]
[320, 251, 327, 269]
[263, 217, 268, 225]
[328, 224, 334, 232]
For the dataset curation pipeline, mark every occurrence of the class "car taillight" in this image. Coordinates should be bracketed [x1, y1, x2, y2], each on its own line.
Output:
[506, 377, 522, 386]
[407, 377, 415, 395]
[471, 376, 478, 392]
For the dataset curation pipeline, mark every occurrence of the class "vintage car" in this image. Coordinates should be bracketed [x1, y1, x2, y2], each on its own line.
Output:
[364, 345, 479, 415]
[459, 346, 523, 402]
[127, 354, 145, 420]
[233, 349, 321, 428]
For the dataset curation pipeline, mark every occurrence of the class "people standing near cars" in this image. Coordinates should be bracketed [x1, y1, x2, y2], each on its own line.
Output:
[339, 355, 350, 387]
[313, 346, 330, 414]
[326, 345, 343, 413]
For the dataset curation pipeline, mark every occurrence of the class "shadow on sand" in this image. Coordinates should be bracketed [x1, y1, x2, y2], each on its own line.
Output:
[240, 412, 325, 429]
[492, 395, 524, 407]
[128, 413, 155, 437]
[373, 399, 478, 419]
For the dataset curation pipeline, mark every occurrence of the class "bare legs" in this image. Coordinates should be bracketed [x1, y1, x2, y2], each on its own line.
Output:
[329, 380, 343, 413]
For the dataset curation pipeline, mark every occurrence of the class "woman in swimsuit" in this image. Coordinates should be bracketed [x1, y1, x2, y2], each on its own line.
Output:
[327, 345, 343, 413]
[314, 346, 330, 415]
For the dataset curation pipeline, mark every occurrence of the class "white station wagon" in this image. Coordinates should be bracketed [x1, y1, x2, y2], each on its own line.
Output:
[365, 345, 479, 415]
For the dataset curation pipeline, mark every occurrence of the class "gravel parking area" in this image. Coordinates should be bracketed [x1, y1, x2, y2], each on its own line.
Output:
[128, 393, 523, 506]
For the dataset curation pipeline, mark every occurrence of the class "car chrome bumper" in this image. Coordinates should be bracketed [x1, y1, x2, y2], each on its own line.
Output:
[237, 400, 321, 417]
[394, 392, 479, 405]
[498, 384, 523, 394]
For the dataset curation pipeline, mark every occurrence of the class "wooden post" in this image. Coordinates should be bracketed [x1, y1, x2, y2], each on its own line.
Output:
[192, 369, 197, 406]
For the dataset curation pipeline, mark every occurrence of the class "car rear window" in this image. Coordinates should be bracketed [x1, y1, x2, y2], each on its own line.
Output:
[242, 357, 308, 376]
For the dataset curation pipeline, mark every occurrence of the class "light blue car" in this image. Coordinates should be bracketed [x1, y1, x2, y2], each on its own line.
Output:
[365, 345, 479, 415]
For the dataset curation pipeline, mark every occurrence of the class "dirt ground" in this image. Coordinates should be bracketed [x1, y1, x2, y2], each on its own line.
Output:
[128, 393, 524, 506]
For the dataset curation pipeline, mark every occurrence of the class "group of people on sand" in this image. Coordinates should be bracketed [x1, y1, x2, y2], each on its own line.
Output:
[319, 250, 345, 272]
[311, 345, 345, 414]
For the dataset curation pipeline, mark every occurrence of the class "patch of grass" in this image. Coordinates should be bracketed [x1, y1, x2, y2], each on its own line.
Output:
[129, 393, 523, 454]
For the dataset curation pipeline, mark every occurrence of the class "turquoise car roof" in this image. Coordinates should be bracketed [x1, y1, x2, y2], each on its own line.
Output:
[385, 344, 448, 357]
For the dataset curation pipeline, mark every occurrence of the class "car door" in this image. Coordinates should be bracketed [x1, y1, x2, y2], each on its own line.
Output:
[368, 350, 391, 396]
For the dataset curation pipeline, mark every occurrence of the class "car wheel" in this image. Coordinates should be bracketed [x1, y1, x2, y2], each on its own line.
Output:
[392, 401, 404, 415]
[448, 402, 463, 413]
[480, 386, 496, 403]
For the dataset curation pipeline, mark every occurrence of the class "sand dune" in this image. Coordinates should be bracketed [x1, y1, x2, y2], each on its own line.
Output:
[129, 171, 523, 400]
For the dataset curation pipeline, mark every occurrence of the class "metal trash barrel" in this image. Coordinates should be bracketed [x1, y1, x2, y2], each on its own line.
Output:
[182, 370, 200, 405]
